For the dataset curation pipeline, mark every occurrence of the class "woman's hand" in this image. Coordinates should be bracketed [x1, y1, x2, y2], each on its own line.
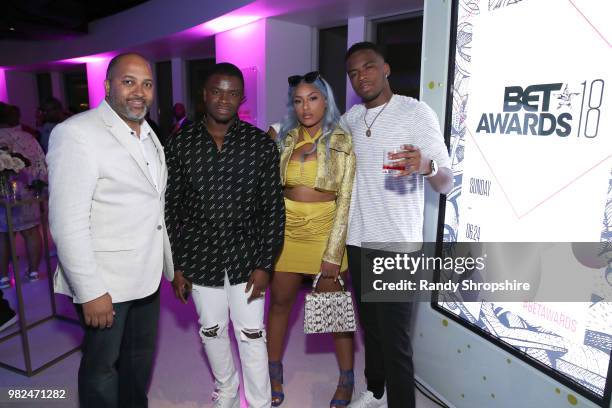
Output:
[320, 260, 341, 281]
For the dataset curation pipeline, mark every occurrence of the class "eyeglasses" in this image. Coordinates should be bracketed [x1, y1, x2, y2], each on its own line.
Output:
[287, 71, 320, 87]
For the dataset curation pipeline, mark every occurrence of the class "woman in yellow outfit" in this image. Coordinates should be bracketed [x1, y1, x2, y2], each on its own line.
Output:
[267, 71, 356, 408]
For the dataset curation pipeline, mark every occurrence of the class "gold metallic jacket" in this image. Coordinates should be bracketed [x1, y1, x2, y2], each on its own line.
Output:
[279, 126, 356, 265]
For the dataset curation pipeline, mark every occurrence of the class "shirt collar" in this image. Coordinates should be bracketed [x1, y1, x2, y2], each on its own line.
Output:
[103, 99, 152, 139]
[362, 94, 395, 111]
[140, 120, 153, 141]
[202, 115, 241, 138]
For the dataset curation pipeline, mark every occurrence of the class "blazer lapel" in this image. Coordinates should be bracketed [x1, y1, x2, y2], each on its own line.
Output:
[149, 128, 167, 192]
[98, 101, 158, 191]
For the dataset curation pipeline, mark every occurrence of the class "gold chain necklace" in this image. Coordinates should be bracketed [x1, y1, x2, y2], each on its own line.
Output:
[363, 101, 389, 137]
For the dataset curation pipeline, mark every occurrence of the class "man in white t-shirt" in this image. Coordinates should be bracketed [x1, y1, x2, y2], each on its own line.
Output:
[342, 42, 453, 408]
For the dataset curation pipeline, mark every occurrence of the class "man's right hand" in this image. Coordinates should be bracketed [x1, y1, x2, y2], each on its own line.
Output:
[82, 293, 114, 329]
[172, 270, 192, 304]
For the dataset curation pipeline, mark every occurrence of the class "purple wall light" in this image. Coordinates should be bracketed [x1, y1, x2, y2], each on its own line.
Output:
[201, 14, 262, 34]
[85, 58, 112, 109]
[60, 54, 115, 110]
[0, 69, 7, 103]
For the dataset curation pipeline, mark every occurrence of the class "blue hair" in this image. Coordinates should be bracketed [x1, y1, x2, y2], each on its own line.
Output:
[276, 76, 342, 160]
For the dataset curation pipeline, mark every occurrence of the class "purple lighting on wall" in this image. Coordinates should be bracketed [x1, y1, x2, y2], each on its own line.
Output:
[60, 52, 116, 66]
[57, 53, 115, 109]
[85, 57, 112, 109]
[216, 19, 266, 129]
[63, 56, 110, 64]
[0, 68, 7, 103]
[201, 14, 262, 34]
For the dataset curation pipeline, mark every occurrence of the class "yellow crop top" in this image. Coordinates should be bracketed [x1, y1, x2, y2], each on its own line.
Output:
[284, 127, 322, 189]
[285, 160, 317, 188]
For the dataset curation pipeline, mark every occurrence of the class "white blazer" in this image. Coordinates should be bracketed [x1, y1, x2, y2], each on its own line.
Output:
[47, 101, 174, 304]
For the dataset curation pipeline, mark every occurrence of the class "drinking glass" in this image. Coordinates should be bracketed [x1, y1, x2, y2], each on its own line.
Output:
[382, 148, 405, 175]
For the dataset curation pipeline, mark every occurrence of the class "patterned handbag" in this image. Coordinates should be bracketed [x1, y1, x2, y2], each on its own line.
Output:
[304, 272, 357, 334]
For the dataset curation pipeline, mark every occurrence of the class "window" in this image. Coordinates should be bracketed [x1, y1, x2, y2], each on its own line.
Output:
[374, 15, 423, 99]
[63, 67, 89, 113]
[318, 25, 348, 112]
[155, 60, 173, 140]
[36, 73, 52, 106]
[187, 58, 216, 122]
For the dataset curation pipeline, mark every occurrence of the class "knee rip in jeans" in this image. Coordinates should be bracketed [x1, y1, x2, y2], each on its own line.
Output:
[199, 323, 228, 342]
[239, 327, 266, 342]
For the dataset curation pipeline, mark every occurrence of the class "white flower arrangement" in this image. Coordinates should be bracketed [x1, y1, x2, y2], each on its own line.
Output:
[0, 150, 26, 173]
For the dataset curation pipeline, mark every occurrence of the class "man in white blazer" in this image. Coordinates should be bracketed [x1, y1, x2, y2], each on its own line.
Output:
[46, 53, 173, 408]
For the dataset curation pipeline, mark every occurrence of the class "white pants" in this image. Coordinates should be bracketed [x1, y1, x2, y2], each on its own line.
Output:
[191, 274, 271, 408]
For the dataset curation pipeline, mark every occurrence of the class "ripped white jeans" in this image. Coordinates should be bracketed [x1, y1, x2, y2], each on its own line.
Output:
[191, 273, 271, 408]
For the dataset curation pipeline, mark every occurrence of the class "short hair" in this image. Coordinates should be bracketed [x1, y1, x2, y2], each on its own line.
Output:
[41, 97, 62, 113]
[40, 97, 63, 123]
[204, 62, 244, 89]
[345, 41, 385, 62]
[106, 52, 150, 80]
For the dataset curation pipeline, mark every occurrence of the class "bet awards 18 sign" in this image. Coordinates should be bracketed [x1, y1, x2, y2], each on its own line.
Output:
[476, 80, 604, 137]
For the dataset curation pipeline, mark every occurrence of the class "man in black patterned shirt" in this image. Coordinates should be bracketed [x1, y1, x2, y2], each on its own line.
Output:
[165, 63, 284, 408]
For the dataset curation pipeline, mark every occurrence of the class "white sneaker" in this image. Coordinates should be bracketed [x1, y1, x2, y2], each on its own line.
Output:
[26, 271, 39, 281]
[0, 276, 10, 289]
[348, 390, 387, 408]
[211, 390, 240, 408]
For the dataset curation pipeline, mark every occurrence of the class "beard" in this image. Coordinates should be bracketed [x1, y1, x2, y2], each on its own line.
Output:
[108, 93, 149, 122]
[359, 88, 382, 104]
[124, 104, 148, 121]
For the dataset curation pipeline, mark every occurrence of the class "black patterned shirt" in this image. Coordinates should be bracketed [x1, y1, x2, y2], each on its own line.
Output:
[165, 118, 285, 287]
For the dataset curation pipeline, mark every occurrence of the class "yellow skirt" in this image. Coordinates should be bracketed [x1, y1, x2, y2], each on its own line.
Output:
[275, 198, 348, 274]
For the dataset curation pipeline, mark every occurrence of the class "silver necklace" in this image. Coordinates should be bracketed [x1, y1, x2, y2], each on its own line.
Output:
[363, 101, 389, 137]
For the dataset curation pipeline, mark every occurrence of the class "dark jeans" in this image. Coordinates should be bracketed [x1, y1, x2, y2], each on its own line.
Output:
[347, 245, 415, 408]
[76, 288, 160, 408]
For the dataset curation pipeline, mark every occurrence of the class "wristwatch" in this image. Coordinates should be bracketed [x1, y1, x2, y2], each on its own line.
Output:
[423, 160, 438, 178]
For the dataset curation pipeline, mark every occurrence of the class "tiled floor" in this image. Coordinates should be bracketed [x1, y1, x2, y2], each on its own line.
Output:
[0, 253, 443, 408]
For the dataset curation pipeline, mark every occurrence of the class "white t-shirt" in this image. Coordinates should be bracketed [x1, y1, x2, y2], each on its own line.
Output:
[341, 94, 451, 251]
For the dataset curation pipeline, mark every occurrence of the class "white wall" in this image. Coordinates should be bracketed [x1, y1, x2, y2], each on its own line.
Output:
[215, 19, 268, 130]
[265, 19, 313, 128]
[215, 18, 313, 131]
[5, 71, 38, 128]
[171, 57, 187, 107]
[346, 16, 368, 111]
